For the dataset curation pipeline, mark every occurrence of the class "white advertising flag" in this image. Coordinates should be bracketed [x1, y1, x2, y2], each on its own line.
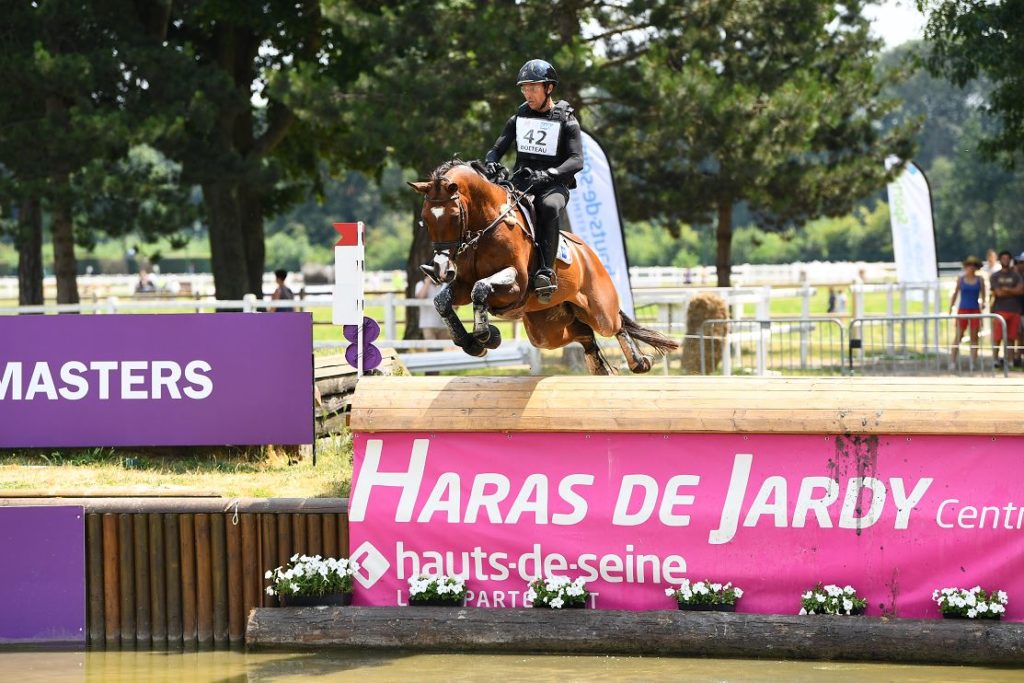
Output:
[885, 157, 938, 283]
[567, 130, 635, 317]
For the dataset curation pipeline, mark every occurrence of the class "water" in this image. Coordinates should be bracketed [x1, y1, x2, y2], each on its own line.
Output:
[1, 651, 1023, 683]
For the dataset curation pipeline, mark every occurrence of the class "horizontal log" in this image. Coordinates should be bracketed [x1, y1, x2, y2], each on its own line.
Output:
[350, 376, 1024, 435]
[246, 607, 1024, 665]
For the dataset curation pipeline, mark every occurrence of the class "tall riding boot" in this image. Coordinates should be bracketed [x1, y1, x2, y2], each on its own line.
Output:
[533, 228, 560, 304]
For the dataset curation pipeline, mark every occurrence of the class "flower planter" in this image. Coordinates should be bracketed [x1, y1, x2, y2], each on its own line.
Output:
[281, 592, 352, 607]
[409, 598, 466, 607]
[942, 612, 1001, 621]
[677, 603, 737, 612]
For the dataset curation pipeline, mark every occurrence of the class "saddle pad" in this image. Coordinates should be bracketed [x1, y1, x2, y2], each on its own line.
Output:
[557, 234, 573, 265]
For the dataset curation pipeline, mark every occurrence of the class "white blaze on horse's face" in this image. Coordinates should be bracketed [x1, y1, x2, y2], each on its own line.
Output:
[430, 207, 445, 219]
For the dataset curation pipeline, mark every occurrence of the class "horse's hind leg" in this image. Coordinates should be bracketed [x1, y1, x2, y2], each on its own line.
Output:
[616, 329, 653, 373]
[471, 266, 518, 350]
[574, 320, 616, 375]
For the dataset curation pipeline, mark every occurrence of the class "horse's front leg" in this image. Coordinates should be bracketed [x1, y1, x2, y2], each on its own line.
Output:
[471, 266, 518, 350]
[434, 284, 486, 357]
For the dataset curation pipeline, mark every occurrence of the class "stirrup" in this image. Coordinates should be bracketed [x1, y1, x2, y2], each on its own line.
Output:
[419, 263, 442, 285]
[533, 271, 557, 304]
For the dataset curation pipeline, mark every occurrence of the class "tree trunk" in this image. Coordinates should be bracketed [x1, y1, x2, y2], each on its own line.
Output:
[239, 181, 265, 297]
[51, 191, 79, 305]
[404, 207, 433, 340]
[203, 180, 250, 300]
[16, 197, 44, 306]
[715, 201, 733, 288]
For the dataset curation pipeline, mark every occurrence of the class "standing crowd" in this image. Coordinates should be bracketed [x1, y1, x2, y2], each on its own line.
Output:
[949, 249, 1024, 369]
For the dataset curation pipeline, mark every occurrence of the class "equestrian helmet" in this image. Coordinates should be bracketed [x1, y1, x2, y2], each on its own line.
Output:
[516, 59, 558, 86]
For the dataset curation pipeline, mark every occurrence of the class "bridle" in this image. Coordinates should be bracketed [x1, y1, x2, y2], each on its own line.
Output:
[423, 175, 533, 259]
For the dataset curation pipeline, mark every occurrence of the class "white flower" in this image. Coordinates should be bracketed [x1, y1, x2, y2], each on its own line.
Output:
[843, 599, 853, 613]
[265, 586, 275, 596]
[932, 589, 939, 601]
[815, 594, 826, 603]
[992, 604, 1006, 614]
[967, 609, 978, 619]
[711, 583, 723, 592]
[733, 588, 744, 598]
[998, 591, 1009, 604]
[665, 588, 676, 597]
[799, 608, 808, 615]
[290, 554, 300, 562]
[549, 597, 564, 609]
[966, 594, 977, 607]
[843, 585, 854, 595]
[265, 570, 273, 580]
[802, 591, 813, 600]
[977, 602, 989, 613]
[525, 588, 537, 602]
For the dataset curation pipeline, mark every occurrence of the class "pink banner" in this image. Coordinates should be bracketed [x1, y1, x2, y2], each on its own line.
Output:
[349, 432, 1024, 619]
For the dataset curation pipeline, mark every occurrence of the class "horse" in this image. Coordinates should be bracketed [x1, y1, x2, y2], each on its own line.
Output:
[408, 160, 679, 375]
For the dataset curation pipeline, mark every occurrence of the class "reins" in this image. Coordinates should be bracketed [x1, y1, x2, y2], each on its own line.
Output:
[425, 175, 534, 259]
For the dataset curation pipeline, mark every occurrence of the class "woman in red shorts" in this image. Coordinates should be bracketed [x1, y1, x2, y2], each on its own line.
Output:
[948, 255, 986, 368]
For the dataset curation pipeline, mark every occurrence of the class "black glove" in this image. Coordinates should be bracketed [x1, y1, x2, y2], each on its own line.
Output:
[529, 168, 554, 186]
[484, 161, 502, 178]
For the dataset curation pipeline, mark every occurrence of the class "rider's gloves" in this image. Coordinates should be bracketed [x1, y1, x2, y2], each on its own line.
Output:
[529, 168, 554, 186]
[484, 161, 502, 177]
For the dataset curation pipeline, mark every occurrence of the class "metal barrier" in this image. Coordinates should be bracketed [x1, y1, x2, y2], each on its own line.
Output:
[699, 318, 846, 376]
[848, 314, 1010, 378]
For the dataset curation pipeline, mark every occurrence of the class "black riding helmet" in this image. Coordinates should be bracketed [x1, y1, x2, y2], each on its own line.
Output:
[516, 59, 558, 86]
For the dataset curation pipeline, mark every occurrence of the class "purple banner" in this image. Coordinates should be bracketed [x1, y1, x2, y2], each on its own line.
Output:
[0, 313, 313, 447]
[0, 506, 85, 644]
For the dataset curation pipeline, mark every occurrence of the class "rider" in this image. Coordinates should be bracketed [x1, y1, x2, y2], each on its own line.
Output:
[483, 59, 583, 304]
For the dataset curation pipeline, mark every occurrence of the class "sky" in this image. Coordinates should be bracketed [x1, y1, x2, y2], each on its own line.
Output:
[866, 0, 927, 48]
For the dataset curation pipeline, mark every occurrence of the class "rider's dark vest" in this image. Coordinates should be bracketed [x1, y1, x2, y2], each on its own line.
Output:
[513, 101, 578, 189]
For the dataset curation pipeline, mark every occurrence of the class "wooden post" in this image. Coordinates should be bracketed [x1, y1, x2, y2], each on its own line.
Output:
[179, 513, 197, 648]
[276, 514, 292, 569]
[117, 513, 135, 648]
[132, 514, 151, 649]
[148, 514, 167, 650]
[339, 513, 349, 556]
[164, 514, 182, 648]
[291, 514, 307, 558]
[194, 513, 214, 649]
[307, 514, 322, 557]
[86, 513, 105, 649]
[229, 513, 248, 645]
[210, 513, 229, 647]
[260, 514, 278, 608]
[322, 514, 338, 559]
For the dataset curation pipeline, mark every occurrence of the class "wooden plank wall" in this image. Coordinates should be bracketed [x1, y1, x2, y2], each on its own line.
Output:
[85, 511, 349, 649]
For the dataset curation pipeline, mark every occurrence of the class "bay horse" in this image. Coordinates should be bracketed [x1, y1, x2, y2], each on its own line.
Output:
[409, 160, 678, 374]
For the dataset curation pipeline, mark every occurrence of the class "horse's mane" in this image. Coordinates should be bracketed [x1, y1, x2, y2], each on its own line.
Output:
[430, 157, 471, 181]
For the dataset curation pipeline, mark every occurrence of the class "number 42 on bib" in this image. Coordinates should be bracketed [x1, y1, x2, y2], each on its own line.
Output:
[516, 118, 562, 157]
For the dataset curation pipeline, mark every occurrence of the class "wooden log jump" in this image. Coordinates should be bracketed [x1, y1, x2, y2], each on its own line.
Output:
[245, 607, 1024, 665]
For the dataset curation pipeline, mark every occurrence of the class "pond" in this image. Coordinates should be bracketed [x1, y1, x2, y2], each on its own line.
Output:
[2, 651, 1023, 683]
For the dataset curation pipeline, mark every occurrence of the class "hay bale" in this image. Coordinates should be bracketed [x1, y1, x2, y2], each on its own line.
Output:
[681, 292, 729, 375]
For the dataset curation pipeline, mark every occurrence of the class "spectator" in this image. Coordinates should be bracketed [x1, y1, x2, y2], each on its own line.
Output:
[271, 269, 295, 312]
[982, 248, 1001, 276]
[827, 287, 837, 314]
[948, 256, 986, 369]
[135, 269, 156, 293]
[415, 276, 448, 340]
[989, 251, 1024, 369]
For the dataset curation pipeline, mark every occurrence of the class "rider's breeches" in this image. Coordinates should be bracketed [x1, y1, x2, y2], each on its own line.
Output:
[535, 186, 568, 272]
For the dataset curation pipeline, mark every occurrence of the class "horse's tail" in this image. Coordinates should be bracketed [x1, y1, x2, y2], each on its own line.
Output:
[620, 311, 680, 357]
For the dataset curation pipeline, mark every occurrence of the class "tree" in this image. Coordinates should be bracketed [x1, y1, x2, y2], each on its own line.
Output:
[598, 0, 916, 285]
[0, 1, 132, 304]
[920, 0, 1024, 165]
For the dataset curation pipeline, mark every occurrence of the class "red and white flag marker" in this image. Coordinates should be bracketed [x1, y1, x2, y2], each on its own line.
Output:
[332, 222, 380, 375]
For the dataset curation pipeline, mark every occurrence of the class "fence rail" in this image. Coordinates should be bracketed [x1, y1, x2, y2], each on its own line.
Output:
[695, 314, 1014, 378]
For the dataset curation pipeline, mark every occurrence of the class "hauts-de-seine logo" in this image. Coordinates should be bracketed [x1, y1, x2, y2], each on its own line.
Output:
[350, 541, 390, 588]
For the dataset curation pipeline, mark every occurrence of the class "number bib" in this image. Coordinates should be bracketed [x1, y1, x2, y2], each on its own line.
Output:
[516, 117, 562, 157]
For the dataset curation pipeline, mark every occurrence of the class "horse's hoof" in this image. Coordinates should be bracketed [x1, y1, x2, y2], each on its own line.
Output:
[464, 341, 487, 358]
[482, 325, 502, 350]
[631, 356, 653, 374]
[473, 324, 491, 345]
